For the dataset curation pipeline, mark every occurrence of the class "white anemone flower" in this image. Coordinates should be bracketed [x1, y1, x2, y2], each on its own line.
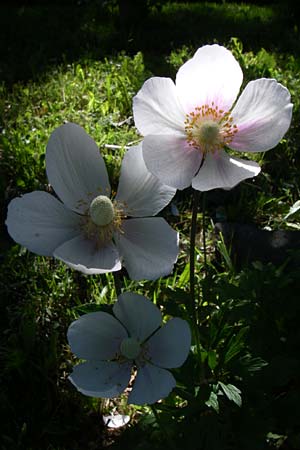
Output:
[6, 123, 178, 280]
[133, 44, 293, 191]
[67, 292, 191, 405]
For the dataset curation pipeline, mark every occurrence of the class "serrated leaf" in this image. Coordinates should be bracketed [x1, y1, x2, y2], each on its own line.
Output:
[219, 382, 242, 407]
[205, 391, 219, 413]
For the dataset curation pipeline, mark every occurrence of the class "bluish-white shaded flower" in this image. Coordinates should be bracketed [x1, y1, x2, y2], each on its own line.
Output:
[68, 292, 191, 405]
[133, 44, 293, 191]
[6, 123, 178, 280]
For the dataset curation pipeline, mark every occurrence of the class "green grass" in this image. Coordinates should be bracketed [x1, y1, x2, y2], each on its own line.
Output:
[1, 1, 300, 449]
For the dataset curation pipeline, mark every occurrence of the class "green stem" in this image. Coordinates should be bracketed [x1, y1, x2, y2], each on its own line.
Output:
[113, 271, 122, 297]
[190, 189, 200, 321]
[202, 192, 207, 275]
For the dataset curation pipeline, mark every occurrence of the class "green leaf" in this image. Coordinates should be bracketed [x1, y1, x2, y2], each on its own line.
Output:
[208, 350, 217, 370]
[219, 382, 242, 407]
[205, 391, 219, 413]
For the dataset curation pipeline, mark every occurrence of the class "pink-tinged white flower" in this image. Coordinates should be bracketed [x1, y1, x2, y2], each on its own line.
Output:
[133, 44, 293, 191]
[68, 292, 191, 405]
[6, 123, 178, 280]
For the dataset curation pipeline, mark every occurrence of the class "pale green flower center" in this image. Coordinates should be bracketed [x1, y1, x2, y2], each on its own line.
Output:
[89, 195, 115, 226]
[120, 337, 141, 360]
[184, 103, 238, 154]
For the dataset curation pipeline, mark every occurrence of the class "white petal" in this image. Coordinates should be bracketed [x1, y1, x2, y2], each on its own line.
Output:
[147, 318, 191, 369]
[192, 150, 261, 191]
[69, 361, 131, 398]
[133, 77, 186, 135]
[143, 135, 202, 190]
[5, 191, 81, 256]
[230, 79, 293, 152]
[176, 44, 243, 113]
[46, 123, 111, 213]
[67, 311, 127, 360]
[115, 218, 179, 280]
[128, 363, 176, 405]
[54, 235, 121, 274]
[103, 414, 130, 428]
[116, 144, 176, 217]
[113, 292, 162, 342]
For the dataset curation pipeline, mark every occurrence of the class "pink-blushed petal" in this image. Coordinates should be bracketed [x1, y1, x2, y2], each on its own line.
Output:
[69, 361, 131, 398]
[67, 311, 128, 360]
[230, 78, 293, 152]
[143, 135, 202, 190]
[46, 123, 111, 213]
[147, 318, 191, 369]
[114, 217, 179, 281]
[128, 363, 176, 405]
[115, 144, 176, 217]
[5, 191, 81, 256]
[192, 150, 261, 191]
[113, 293, 162, 342]
[54, 236, 121, 274]
[133, 77, 186, 136]
[176, 44, 243, 113]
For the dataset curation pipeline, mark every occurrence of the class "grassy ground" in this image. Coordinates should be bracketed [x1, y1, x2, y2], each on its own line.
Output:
[1, 1, 300, 449]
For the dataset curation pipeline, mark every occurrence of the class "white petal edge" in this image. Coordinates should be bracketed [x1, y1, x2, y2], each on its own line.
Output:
[46, 123, 111, 213]
[113, 292, 162, 342]
[54, 235, 121, 274]
[192, 150, 261, 192]
[115, 217, 179, 281]
[128, 363, 176, 405]
[116, 143, 176, 217]
[143, 135, 202, 190]
[69, 361, 131, 398]
[5, 191, 81, 256]
[147, 318, 191, 369]
[133, 77, 186, 136]
[176, 44, 243, 113]
[230, 78, 293, 152]
[68, 311, 128, 360]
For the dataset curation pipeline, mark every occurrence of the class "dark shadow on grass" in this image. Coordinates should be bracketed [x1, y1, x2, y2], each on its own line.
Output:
[0, 0, 299, 85]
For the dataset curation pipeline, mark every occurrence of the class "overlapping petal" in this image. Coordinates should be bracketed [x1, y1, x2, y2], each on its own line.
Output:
[230, 79, 293, 152]
[192, 150, 261, 191]
[128, 363, 176, 405]
[115, 144, 176, 217]
[68, 311, 127, 360]
[147, 318, 191, 369]
[54, 236, 121, 274]
[113, 293, 162, 342]
[115, 218, 178, 280]
[6, 191, 81, 256]
[176, 44, 243, 113]
[143, 135, 202, 190]
[133, 77, 186, 135]
[69, 361, 131, 398]
[46, 123, 111, 213]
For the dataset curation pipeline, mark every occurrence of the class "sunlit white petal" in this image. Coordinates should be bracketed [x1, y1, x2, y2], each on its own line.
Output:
[46, 123, 111, 213]
[147, 318, 191, 368]
[143, 135, 202, 190]
[128, 363, 176, 405]
[116, 144, 176, 217]
[6, 191, 81, 256]
[113, 292, 162, 341]
[176, 44, 243, 113]
[115, 218, 178, 280]
[68, 312, 127, 360]
[133, 77, 186, 135]
[69, 361, 131, 398]
[192, 150, 261, 191]
[230, 79, 293, 152]
[54, 236, 121, 274]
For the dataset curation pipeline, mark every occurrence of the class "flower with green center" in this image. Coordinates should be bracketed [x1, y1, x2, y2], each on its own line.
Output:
[67, 292, 191, 405]
[6, 123, 178, 280]
[133, 44, 293, 191]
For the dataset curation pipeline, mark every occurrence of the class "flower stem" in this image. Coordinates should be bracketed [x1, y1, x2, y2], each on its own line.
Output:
[113, 271, 122, 297]
[190, 189, 200, 320]
[202, 192, 207, 275]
